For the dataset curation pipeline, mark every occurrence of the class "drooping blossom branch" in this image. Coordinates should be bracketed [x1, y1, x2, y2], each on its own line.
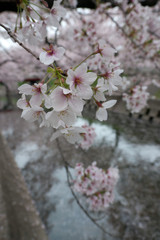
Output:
[0, 24, 39, 61]
[56, 138, 119, 238]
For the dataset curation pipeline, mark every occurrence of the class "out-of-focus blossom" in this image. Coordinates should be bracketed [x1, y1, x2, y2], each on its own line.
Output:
[73, 162, 119, 211]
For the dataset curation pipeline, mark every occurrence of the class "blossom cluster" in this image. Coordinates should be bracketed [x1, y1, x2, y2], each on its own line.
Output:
[73, 162, 119, 211]
[119, 0, 160, 60]
[5, 0, 160, 214]
[123, 85, 150, 113]
[5, 0, 128, 212]
[79, 125, 96, 150]
[57, 1, 160, 113]
[17, 57, 118, 146]
[14, 0, 157, 115]
[17, 28, 124, 146]
[17, 0, 67, 45]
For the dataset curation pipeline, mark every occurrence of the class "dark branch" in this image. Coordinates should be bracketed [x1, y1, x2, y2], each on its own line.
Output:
[0, 24, 39, 61]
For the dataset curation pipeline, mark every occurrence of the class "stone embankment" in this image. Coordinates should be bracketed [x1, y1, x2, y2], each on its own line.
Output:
[0, 132, 48, 240]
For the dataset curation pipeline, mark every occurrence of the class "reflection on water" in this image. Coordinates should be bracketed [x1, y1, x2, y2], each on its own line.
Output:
[0, 111, 160, 240]
[47, 167, 105, 240]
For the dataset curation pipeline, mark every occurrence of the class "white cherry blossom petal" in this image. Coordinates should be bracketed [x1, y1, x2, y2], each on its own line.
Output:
[96, 108, 108, 121]
[18, 84, 33, 95]
[102, 100, 117, 109]
[51, 87, 68, 111]
[69, 97, 84, 114]
[17, 94, 30, 109]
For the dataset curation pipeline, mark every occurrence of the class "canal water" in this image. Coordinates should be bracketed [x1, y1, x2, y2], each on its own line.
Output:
[0, 110, 160, 240]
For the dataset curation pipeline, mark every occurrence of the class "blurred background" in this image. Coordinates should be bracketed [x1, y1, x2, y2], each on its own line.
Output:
[0, 0, 160, 240]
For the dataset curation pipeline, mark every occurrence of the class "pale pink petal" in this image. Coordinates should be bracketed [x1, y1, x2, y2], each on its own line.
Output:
[21, 108, 39, 122]
[76, 84, 93, 99]
[54, 47, 65, 60]
[17, 95, 29, 109]
[96, 108, 108, 121]
[61, 127, 85, 144]
[60, 109, 76, 126]
[46, 110, 64, 128]
[69, 96, 84, 113]
[83, 72, 97, 84]
[62, 88, 71, 95]
[30, 94, 42, 106]
[51, 87, 68, 111]
[94, 91, 106, 101]
[75, 63, 87, 75]
[102, 100, 117, 109]
[44, 95, 53, 109]
[18, 84, 33, 95]
[39, 51, 54, 65]
[47, 15, 60, 28]
[66, 69, 75, 85]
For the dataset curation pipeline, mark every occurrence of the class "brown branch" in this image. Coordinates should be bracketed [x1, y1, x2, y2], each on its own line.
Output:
[0, 23, 39, 61]
[56, 138, 119, 238]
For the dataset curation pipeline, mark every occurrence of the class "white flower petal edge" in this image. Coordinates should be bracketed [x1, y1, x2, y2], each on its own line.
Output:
[102, 99, 117, 109]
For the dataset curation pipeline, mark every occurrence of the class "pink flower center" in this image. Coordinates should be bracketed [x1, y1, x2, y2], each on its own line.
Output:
[64, 93, 72, 99]
[33, 85, 42, 94]
[103, 71, 112, 79]
[43, 45, 56, 56]
[74, 76, 82, 87]
[51, 8, 57, 15]
[36, 87, 42, 93]
[47, 49, 56, 56]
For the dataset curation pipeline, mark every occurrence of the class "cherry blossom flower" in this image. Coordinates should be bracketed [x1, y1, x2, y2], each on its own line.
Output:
[50, 126, 86, 144]
[73, 19, 97, 44]
[73, 162, 119, 211]
[45, 107, 77, 129]
[123, 85, 150, 113]
[50, 124, 95, 147]
[87, 54, 102, 71]
[18, 83, 47, 106]
[17, 21, 47, 45]
[66, 63, 97, 99]
[47, 0, 67, 28]
[96, 99, 117, 121]
[97, 39, 116, 59]
[93, 78, 106, 102]
[79, 125, 96, 150]
[17, 94, 30, 110]
[100, 63, 123, 95]
[21, 105, 45, 123]
[121, 76, 130, 90]
[39, 44, 65, 65]
[49, 86, 84, 113]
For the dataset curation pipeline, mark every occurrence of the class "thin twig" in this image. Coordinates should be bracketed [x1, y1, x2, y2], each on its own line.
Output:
[56, 138, 119, 238]
[0, 23, 39, 61]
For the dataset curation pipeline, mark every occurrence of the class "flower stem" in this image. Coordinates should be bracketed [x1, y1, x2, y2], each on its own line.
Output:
[30, 1, 49, 11]
[29, 5, 43, 19]
[73, 52, 97, 70]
